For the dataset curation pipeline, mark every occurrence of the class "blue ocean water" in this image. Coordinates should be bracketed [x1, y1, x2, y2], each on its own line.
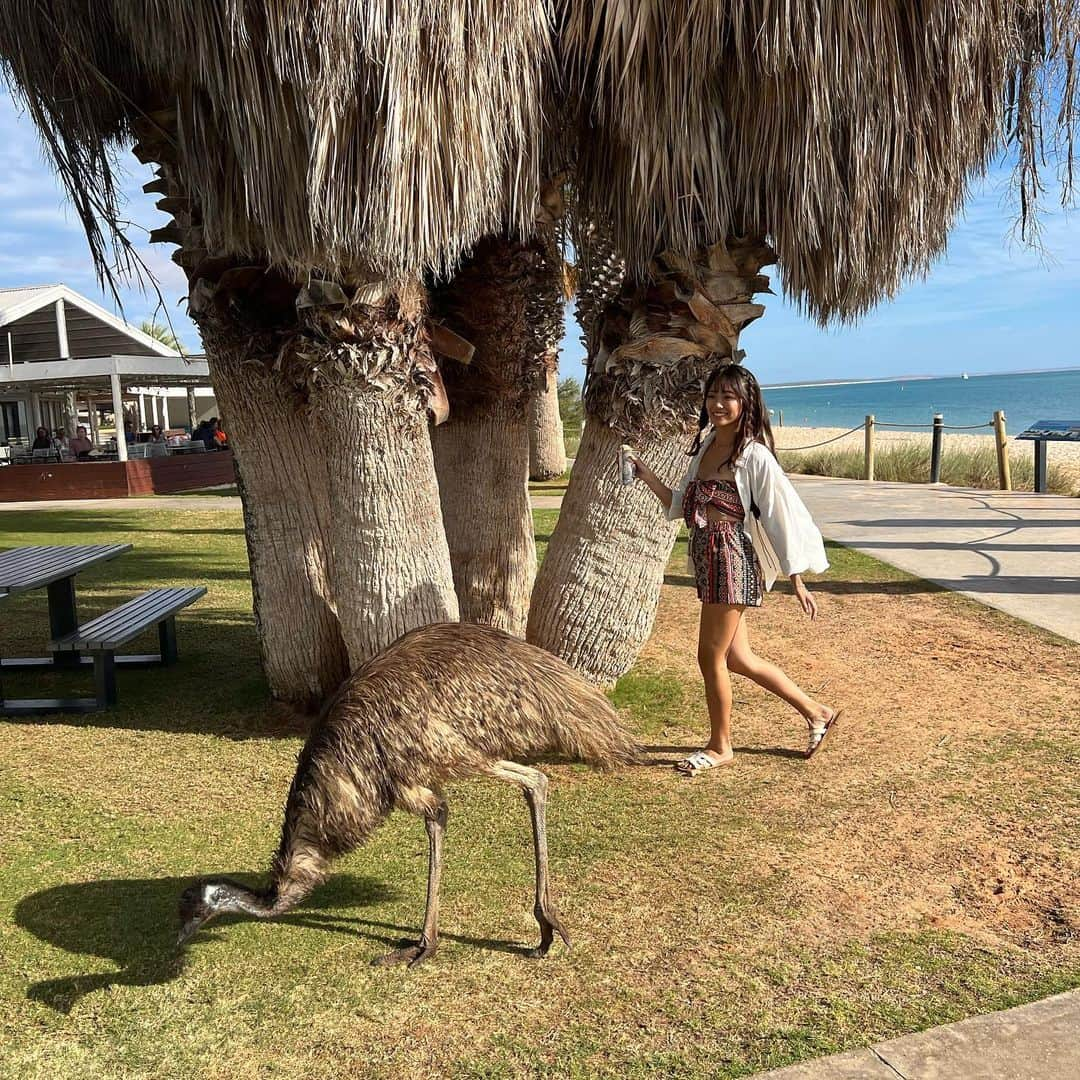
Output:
[761, 368, 1080, 434]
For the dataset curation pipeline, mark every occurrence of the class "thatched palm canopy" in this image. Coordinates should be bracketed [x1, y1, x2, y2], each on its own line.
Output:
[0, 1, 553, 282]
[2, 1, 1077, 324]
[563, 0, 1080, 321]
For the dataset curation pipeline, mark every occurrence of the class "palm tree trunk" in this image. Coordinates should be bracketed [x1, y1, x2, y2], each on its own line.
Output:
[309, 296, 460, 665]
[206, 340, 349, 709]
[136, 118, 457, 695]
[431, 402, 533, 635]
[528, 366, 567, 480]
[527, 235, 776, 682]
[430, 233, 563, 634]
[527, 423, 688, 681]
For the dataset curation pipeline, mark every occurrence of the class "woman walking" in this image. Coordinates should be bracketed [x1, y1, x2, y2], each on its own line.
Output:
[628, 363, 840, 775]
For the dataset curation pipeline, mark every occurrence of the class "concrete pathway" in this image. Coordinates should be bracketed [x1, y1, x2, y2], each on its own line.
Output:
[0, 494, 242, 511]
[753, 989, 1080, 1079]
[792, 477, 1080, 644]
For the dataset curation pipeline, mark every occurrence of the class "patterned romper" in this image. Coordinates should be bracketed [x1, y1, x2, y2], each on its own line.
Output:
[684, 479, 764, 607]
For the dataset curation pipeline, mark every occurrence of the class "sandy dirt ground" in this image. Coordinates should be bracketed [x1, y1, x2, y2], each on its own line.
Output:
[637, 555, 1080, 962]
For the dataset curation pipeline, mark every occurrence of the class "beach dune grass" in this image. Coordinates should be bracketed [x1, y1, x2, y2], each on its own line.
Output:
[780, 441, 1078, 495]
[0, 505, 1077, 1078]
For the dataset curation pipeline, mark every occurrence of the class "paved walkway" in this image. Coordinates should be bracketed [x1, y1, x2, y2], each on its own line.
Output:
[753, 989, 1080, 1079]
[0, 494, 242, 511]
[792, 477, 1080, 643]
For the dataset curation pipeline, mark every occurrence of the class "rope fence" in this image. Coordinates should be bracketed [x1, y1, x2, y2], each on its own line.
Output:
[775, 410, 1014, 489]
[777, 424, 865, 451]
[875, 420, 994, 431]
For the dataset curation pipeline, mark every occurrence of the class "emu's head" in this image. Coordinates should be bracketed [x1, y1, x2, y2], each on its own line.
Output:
[177, 881, 228, 946]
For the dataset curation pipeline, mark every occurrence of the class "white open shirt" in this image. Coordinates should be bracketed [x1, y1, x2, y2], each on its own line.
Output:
[667, 430, 829, 591]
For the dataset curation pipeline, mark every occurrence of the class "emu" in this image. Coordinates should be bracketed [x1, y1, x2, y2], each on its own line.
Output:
[178, 622, 638, 966]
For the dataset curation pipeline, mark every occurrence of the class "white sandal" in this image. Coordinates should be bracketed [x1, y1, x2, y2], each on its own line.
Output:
[675, 750, 732, 775]
[806, 710, 842, 759]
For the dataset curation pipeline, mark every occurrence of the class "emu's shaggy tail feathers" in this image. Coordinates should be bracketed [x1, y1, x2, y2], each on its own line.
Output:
[534, 663, 641, 770]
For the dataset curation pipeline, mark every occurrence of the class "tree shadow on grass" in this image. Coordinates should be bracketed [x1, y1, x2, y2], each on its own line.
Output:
[15, 872, 395, 1013]
[0, 610, 302, 739]
[1, 511, 243, 536]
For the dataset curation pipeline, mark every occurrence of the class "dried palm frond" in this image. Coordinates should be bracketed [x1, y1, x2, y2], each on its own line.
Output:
[0, 1, 555, 288]
[562, 0, 1080, 322]
[584, 237, 775, 437]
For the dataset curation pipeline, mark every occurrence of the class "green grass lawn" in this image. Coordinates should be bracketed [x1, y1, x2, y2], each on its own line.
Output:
[1, 506, 1077, 1078]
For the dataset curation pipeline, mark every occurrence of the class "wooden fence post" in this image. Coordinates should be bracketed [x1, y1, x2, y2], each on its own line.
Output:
[993, 410, 1011, 491]
[864, 414, 875, 481]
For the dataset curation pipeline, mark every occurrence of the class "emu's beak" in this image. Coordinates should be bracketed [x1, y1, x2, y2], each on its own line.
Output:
[176, 902, 215, 948]
[176, 916, 203, 948]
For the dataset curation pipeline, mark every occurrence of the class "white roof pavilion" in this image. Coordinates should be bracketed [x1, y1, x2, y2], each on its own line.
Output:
[0, 284, 210, 461]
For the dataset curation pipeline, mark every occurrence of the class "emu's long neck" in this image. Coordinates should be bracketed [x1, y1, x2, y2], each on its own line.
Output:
[206, 879, 284, 918]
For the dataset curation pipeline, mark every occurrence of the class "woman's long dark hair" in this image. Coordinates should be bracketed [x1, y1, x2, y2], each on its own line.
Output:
[687, 363, 776, 462]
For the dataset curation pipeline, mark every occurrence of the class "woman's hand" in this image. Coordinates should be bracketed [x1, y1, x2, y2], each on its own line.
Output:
[791, 575, 818, 620]
[625, 450, 676, 512]
[626, 447, 648, 481]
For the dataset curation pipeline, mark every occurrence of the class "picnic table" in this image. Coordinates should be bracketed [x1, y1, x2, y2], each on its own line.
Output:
[0, 544, 204, 715]
[0, 544, 132, 668]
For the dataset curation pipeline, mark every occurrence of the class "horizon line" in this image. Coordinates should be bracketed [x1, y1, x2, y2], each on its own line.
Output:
[761, 365, 1080, 390]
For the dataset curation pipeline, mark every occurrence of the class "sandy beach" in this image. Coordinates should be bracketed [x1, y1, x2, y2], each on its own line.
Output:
[773, 423, 1080, 488]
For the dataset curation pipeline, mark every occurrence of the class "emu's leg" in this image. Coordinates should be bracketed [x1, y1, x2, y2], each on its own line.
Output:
[489, 760, 570, 958]
[372, 786, 448, 968]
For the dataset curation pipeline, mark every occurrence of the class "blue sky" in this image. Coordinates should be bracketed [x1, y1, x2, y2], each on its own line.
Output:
[4, 88, 1079, 386]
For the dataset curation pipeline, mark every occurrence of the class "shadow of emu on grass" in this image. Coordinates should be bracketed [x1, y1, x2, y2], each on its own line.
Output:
[15, 873, 394, 1013]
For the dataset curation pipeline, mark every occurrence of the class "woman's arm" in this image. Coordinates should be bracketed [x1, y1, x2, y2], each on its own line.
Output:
[748, 446, 829, 578]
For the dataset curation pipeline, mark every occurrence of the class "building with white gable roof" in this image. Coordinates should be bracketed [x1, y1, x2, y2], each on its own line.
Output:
[0, 285, 230, 500]
[0, 283, 216, 456]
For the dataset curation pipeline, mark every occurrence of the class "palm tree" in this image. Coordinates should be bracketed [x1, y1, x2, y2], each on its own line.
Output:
[527, 366, 567, 481]
[138, 319, 183, 352]
[527, 1, 1080, 681]
[0, 2, 552, 706]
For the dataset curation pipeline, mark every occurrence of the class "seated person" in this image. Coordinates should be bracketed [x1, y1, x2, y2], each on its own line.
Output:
[31, 426, 51, 450]
[200, 417, 222, 450]
[69, 425, 94, 458]
[149, 424, 167, 443]
[123, 420, 137, 443]
[51, 429, 69, 451]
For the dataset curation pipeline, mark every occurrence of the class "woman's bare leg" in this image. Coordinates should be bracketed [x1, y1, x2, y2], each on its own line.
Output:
[726, 616, 833, 727]
[697, 604, 746, 763]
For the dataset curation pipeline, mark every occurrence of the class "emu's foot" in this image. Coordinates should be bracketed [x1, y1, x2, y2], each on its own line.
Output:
[371, 937, 437, 968]
[528, 915, 571, 959]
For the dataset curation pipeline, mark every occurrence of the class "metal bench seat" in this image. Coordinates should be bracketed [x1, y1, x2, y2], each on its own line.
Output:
[50, 587, 206, 651]
[49, 586, 206, 707]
